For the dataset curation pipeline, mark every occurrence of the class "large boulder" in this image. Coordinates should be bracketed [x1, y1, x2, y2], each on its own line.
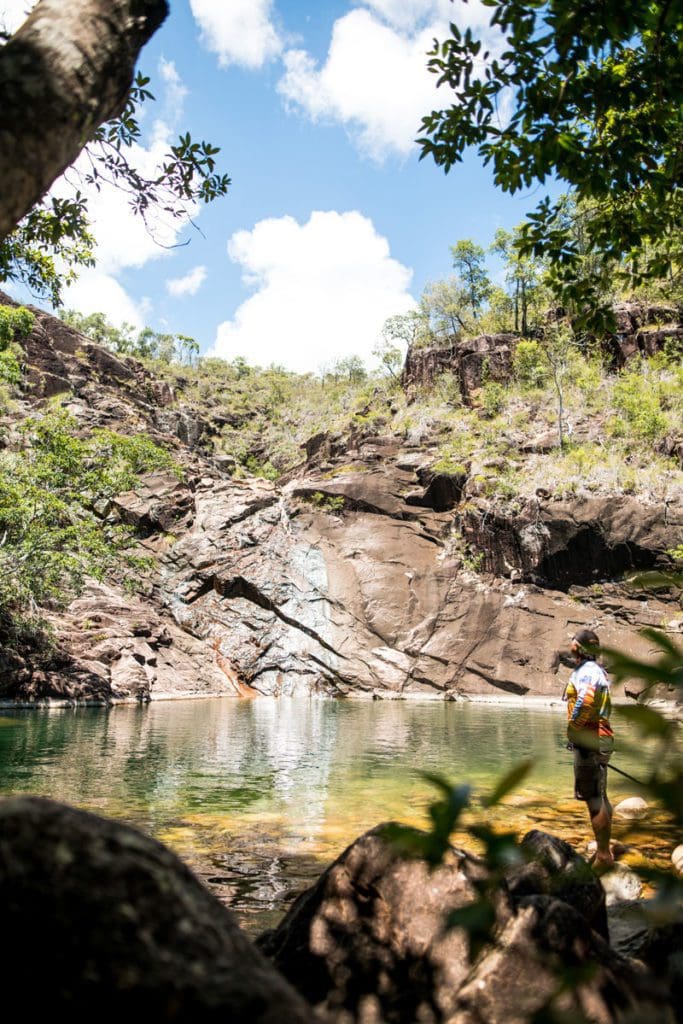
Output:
[257, 825, 487, 1023]
[445, 895, 673, 1023]
[259, 825, 673, 1024]
[0, 796, 313, 1022]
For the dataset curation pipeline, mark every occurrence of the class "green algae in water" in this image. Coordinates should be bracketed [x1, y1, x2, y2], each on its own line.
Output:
[0, 698, 675, 934]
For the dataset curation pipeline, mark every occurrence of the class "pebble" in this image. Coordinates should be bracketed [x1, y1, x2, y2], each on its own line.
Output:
[673, 845, 683, 875]
[600, 863, 643, 905]
[614, 797, 648, 820]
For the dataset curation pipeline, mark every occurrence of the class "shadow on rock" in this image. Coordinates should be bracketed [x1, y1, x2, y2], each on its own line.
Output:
[258, 825, 674, 1024]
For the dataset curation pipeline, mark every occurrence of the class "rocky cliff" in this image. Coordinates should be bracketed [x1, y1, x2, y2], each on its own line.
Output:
[1, 293, 680, 703]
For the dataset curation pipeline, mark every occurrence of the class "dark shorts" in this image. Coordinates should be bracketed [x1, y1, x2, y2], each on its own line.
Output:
[573, 745, 611, 805]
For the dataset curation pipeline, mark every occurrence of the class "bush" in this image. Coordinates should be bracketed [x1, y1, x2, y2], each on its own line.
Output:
[512, 339, 548, 389]
[0, 409, 177, 616]
[479, 381, 507, 417]
[612, 363, 668, 442]
[0, 304, 34, 346]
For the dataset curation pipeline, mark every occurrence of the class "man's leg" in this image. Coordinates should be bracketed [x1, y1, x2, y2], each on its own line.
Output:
[587, 778, 613, 868]
[574, 748, 614, 869]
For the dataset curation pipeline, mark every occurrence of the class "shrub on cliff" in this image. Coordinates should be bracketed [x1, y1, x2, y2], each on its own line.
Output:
[0, 409, 176, 624]
[0, 304, 34, 410]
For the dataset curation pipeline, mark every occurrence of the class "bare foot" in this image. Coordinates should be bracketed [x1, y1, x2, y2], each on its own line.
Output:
[590, 851, 615, 875]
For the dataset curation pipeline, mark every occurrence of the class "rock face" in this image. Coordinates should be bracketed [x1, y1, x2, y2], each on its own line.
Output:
[461, 494, 680, 587]
[401, 302, 683, 395]
[0, 796, 313, 1022]
[157, 453, 679, 698]
[259, 825, 673, 1024]
[402, 333, 518, 402]
[608, 301, 683, 366]
[1, 581, 238, 704]
[1, 293, 680, 703]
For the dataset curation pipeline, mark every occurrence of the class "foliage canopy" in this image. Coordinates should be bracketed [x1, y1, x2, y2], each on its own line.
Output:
[0, 66, 230, 305]
[419, 0, 683, 316]
[0, 409, 176, 618]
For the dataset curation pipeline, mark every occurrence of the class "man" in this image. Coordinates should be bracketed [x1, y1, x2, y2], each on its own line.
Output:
[564, 628, 615, 871]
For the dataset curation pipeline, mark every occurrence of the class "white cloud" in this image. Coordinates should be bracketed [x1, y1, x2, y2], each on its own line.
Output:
[211, 210, 415, 373]
[167, 265, 207, 297]
[158, 57, 188, 120]
[63, 272, 146, 331]
[359, 1, 460, 31]
[51, 60, 196, 323]
[0, 1, 36, 34]
[278, 1, 499, 161]
[189, 0, 282, 69]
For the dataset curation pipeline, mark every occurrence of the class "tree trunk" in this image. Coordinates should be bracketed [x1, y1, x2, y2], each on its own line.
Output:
[0, 0, 168, 243]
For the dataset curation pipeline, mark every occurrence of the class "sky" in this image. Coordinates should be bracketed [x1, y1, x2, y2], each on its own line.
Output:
[1, 1, 551, 373]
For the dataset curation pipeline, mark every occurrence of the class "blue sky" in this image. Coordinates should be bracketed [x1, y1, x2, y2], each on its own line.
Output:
[3, 1, 550, 372]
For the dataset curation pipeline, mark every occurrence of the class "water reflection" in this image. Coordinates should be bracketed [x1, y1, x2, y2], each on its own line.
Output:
[0, 698, 669, 934]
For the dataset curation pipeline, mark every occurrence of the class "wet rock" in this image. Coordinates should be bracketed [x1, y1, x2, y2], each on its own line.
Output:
[0, 796, 313, 1023]
[614, 797, 649, 820]
[258, 824, 488, 1023]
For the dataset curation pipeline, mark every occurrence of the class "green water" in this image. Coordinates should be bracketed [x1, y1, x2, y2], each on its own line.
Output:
[0, 698, 670, 934]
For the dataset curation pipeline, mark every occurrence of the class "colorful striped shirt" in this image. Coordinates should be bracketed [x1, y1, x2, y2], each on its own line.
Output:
[566, 659, 614, 744]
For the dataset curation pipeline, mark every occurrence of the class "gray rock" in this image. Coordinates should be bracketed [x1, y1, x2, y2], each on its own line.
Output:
[258, 824, 486, 1023]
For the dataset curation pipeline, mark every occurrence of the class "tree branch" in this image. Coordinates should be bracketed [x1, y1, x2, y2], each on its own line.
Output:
[0, 0, 168, 242]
